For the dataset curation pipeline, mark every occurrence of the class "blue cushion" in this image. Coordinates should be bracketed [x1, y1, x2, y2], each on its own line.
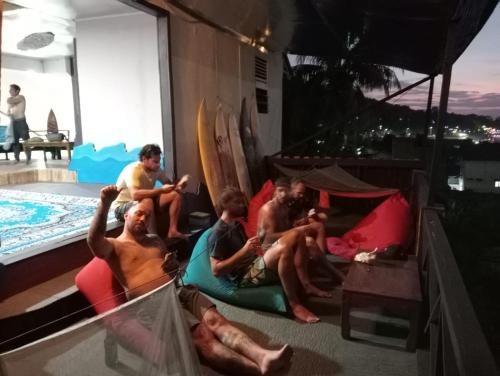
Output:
[0, 125, 7, 143]
[182, 228, 289, 314]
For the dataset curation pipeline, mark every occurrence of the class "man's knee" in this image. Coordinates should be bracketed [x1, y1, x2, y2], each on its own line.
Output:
[202, 308, 227, 331]
[159, 190, 181, 207]
[309, 221, 325, 234]
[283, 228, 302, 243]
[141, 198, 155, 209]
[305, 236, 316, 248]
[317, 212, 328, 222]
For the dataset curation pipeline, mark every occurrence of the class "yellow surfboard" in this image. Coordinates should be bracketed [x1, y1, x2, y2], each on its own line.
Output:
[228, 112, 253, 200]
[214, 103, 239, 189]
[197, 99, 224, 205]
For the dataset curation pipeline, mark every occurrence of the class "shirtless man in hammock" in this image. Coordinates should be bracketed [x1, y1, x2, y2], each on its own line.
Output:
[88, 185, 292, 376]
[258, 177, 344, 284]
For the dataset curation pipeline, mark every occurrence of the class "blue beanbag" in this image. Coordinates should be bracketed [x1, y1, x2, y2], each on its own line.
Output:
[182, 228, 289, 314]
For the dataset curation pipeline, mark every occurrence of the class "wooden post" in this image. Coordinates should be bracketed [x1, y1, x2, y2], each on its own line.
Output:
[428, 64, 452, 206]
[423, 76, 435, 141]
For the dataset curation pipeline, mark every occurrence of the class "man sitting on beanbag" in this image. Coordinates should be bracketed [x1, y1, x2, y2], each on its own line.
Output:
[207, 187, 324, 323]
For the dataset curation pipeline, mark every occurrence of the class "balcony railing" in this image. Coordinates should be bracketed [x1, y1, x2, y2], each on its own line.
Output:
[413, 171, 499, 376]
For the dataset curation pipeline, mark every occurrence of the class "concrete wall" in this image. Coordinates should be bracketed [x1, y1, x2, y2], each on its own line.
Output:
[75, 12, 163, 150]
[0, 55, 75, 137]
[169, 15, 283, 187]
[462, 160, 500, 193]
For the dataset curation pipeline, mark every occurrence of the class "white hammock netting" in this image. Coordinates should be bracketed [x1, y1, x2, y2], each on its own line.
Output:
[0, 280, 201, 376]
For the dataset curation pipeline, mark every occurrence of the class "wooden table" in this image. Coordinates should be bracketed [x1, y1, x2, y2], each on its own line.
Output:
[341, 256, 422, 351]
[23, 141, 73, 163]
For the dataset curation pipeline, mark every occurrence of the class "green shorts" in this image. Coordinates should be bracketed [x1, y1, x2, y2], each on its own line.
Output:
[239, 257, 279, 288]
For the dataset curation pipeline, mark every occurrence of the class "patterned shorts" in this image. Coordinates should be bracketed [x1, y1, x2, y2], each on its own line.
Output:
[239, 256, 279, 288]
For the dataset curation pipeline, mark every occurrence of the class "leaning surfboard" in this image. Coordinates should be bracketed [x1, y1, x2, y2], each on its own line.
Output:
[249, 95, 266, 188]
[197, 99, 224, 205]
[240, 97, 260, 192]
[228, 113, 253, 201]
[214, 103, 239, 189]
[47, 109, 58, 133]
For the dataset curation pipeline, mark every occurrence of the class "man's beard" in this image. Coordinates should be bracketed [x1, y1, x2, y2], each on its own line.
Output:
[289, 197, 303, 207]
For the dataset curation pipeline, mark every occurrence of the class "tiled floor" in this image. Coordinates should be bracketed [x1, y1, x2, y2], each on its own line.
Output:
[0, 180, 105, 319]
[0, 150, 70, 172]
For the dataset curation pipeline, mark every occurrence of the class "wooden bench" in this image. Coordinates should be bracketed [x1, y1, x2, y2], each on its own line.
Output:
[341, 256, 422, 351]
[22, 130, 74, 163]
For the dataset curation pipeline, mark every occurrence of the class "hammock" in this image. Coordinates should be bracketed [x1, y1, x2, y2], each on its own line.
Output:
[0, 280, 201, 376]
[274, 164, 398, 198]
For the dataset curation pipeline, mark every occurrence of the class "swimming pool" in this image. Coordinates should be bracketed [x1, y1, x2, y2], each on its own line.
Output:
[0, 189, 117, 265]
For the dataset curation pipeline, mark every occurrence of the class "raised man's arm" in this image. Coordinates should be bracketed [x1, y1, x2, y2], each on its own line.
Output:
[87, 185, 119, 260]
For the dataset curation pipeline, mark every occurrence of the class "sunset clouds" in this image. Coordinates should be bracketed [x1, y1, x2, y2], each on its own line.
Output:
[365, 7, 500, 119]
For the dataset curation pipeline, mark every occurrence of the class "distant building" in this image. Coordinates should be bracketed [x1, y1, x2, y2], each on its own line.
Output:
[459, 143, 500, 193]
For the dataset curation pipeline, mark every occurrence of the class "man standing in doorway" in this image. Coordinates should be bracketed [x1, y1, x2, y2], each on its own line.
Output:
[113, 144, 187, 239]
[7, 84, 30, 162]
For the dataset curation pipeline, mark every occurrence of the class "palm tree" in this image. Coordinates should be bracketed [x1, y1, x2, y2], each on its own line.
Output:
[283, 39, 400, 156]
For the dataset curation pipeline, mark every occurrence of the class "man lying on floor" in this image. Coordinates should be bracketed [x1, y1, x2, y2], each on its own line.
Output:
[208, 187, 326, 323]
[258, 177, 344, 283]
[87, 185, 292, 375]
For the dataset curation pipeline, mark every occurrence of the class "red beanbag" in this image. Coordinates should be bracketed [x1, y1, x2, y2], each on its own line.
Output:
[341, 192, 411, 253]
[243, 179, 274, 238]
[319, 190, 330, 209]
[75, 257, 127, 314]
[326, 237, 359, 260]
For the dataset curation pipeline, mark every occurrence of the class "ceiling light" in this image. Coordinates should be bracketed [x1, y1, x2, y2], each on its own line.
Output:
[17, 31, 55, 51]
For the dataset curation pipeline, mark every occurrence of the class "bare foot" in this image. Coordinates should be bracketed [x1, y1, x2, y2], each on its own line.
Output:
[259, 344, 293, 375]
[167, 230, 188, 239]
[304, 284, 333, 298]
[291, 304, 320, 323]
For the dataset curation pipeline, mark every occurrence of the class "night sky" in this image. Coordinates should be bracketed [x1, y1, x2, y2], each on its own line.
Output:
[365, 6, 500, 119]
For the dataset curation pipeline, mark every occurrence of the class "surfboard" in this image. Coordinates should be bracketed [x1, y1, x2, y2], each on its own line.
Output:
[214, 103, 239, 189]
[228, 112, 253, 201]
[197, 99, 224, 205]
[249, 95, 259, 141]
[47, 109, 58, 133]
[239, 97, 261, 192]
[249, 95, 266, 188]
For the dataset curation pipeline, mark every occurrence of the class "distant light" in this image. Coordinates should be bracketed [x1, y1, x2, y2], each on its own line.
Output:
[258, 45, 267, 54]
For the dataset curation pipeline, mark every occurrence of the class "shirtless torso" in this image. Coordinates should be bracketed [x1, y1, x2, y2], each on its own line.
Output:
[87, 186, 178, 299]
[257, 183, 295, 247]
[108, 235, 172, 299]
